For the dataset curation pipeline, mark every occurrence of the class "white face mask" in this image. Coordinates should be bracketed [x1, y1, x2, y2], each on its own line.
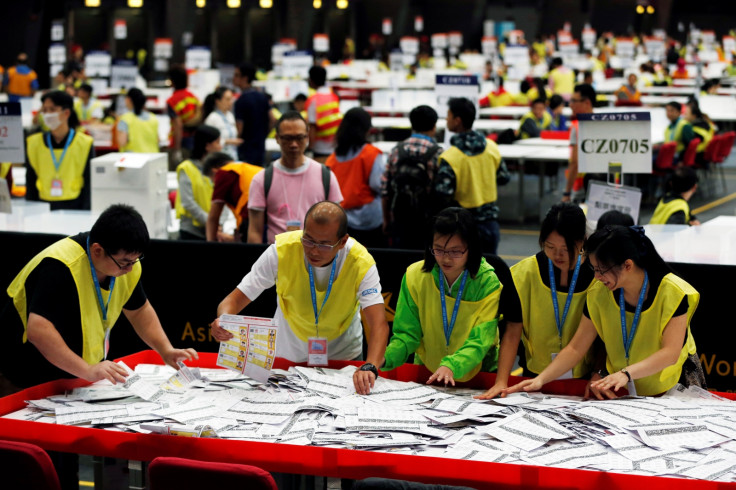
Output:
[44, 111, 62, 131]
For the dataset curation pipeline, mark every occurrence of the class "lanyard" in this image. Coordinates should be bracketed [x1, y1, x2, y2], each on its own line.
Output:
[86, 236, 116, 324]
[548, 255, 581, 345]
[46, 129, 75, 175]
[308, 258, 337, 337]
[620, 270, 648, 364]
[438, 270, 468, 347]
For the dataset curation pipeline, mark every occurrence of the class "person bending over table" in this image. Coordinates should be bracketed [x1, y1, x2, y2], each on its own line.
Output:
[210, 201, 389, 395]
[0, 204, 198, 394]
[381, 208, 502, 386]
[504, 225, 706, 399]
[478, 203, 598, 400]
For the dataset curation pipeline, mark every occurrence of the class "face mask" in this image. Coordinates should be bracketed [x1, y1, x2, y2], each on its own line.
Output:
[44, 112, 61, 131]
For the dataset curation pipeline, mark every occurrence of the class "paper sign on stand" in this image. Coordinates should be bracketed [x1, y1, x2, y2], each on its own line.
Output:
[0, 103, 25, 163]
[110, 62, 139, 90]
[414, 16, 423, 32]
[389, 51, 405, 71]
[557, 30, 573, 45]
[644, 37, 665, 62]
[582, 28, 597, 50]
[48, 44, 66, 65]
[313, 34, 329, 53]
[435, 75, 479, 145]
[216, 315, 277, 383]
[271, 39, 297, 67]
[400, 37, 419, 55]
[114, 19, 127, 40]
[153, 38, 173, 59]
[431, 33, 447, 50]
[724, 36, 736, 61]
[85, 51, 112, 78]
[586, 180, 642, 225]
[382, 18, 392, 36]
[577, 111, 652, 174]
[51, 21, 64, 42]
[482, 36, 497, 58]
[185, 47, 211, 71]
[615, 38, 635, 60]
[282, 51, 314, 79]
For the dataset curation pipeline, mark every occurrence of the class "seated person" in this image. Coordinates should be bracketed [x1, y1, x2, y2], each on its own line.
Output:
[517, 98, 551, 139]
[381, 208, 502, 385]
[479, 77, 514, 108]
[684, 99, 716, 165]
[615, 73, 641, 103]
[660, 101, 695, 163]
[547, 95, 568, 131]
[649, 167, 700, 226]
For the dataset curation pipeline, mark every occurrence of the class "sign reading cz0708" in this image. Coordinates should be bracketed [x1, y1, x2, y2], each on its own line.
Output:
[577, 111, 652, 174]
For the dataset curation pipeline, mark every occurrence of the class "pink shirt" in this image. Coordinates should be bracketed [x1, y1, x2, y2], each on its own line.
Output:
[248, 158, 344, 243]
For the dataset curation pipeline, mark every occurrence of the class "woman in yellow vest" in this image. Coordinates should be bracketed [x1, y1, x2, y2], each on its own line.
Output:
[175, 125, 222, 240]
[478, 203, 596, 399]
[684, 99, 716, 164]
[517, 99, 552, 139]
[381, 207, 502, 385]
[116, 88, 160, 153]
[650, 167, 700, 226]
[504, 225, 705, 398]
[25, 90, 94, 210]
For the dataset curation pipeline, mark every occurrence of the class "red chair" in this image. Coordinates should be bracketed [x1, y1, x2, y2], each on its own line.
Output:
[614, 99, 643, 107]
[701, 135, 723, 196]
[540, 130, 570, 140]
[681, 137, 701, 169]
[653, 141, 677, 175]
[148, 456, 277, 490]
[0, 440, 61, 490]
[713, 131, 735, 193]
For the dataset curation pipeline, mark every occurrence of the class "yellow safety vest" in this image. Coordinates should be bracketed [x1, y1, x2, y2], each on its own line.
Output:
[267, 107, 283, 139]
[664, 118, 691, 154]
[219, 162, 263, 227]
[439, 141, 501, 208]
[518, 111, 552, 139]
[175, 160, 213, 227]
[649, 197, 690, 224]
[274, 231, 374, 343]
[7, 237, 141, 364]
[119, 112, 160, 153]
[549, 67, 575, 96]
[74, 99, 103, 122]
[527, 87, 552, 101]
[405, 261, 500, 382]
[692, 123, 714, 153]
[511, 256, 594, 377]
[27, 131, 94, 202]
[586, 274, 699, 396]
[0, 162, 10, 180]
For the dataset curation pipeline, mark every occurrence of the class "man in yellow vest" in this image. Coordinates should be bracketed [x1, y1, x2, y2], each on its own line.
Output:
[434, 97, 504, 254]
[517, 98, 552, 139]
[210, 201, 389, 395]
[662, 101, 695, 163]
[0, 204, 198, 393]
[74, 83, 104, 124]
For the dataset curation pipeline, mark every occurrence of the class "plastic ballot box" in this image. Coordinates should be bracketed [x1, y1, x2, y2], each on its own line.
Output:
[91, 152, 169, 239]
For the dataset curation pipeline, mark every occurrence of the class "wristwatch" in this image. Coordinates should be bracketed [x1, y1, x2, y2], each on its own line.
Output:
[359, 363, 379, 378]
[595, 369, 608, 378]
[620, 368, 632, 382]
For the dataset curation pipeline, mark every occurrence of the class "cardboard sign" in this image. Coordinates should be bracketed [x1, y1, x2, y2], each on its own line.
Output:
[0, 103, 25, 164]
[110, 62, 139, 90]
[85, 51, 112, 77]
[577, 112, 652, 174]
[586, 180, 642, 225]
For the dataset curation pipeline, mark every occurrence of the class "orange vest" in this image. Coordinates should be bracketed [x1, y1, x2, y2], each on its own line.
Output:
[616, 85, 641, 101]
[6, 66, 37, 97]
[219, 162, 262, 226]
[166, 89, 200, 140]
[306, 90, 342, 142]
[326, 144, 381, 210]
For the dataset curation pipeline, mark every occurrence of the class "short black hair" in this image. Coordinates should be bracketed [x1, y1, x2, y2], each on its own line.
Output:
[549, 94, 564, 110]
[237, 62, 256, 84]
[89, 204, 149, 256]
[169, 65, 188, 90]
[309, 65, 327, 87]
[78, 83, 93, 95]
[666, 101, 682, 112]
[202, 151, 235, 177]
[409, 105, 438, 132]
[520, 79, 531, 94]
[191, 125, 221, 160]
[41, 90, 80, 129]
[551, 57, 563, 68]
[293, 93, 307, 102]
[275, 110, 308, 135]
[127, 87, 147, 116]
[335, 107, 371, 156]
[596, 210, 634, 230]
[447, 97, 476, 130]
[668, 166, 698, 194]
[304, 201, 348, 239]
[574, 84, 596, 105]
[539, 203, 587, 267]
[422, 207, 483, 278]
[531, 98, 546, 107]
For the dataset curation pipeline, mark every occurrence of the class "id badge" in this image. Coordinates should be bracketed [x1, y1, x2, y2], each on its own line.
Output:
[50, 179, 63, 197]
[551, 352, 573, 380]
[286, 219, 301, 231]
[103, 327, 111, 360]
[627, 380, 638, 397]
[307, 336, 328, 366]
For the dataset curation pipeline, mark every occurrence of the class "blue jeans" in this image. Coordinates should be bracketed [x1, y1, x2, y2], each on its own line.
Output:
[476, 219, 500, 255]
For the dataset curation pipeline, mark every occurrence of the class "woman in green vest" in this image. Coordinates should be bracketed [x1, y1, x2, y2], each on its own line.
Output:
[175, 125, 222, 240]
[116, 88, 160, 153]
[504, 225, 705, 398]
[381, 207, 502, 385]
[478, 203, 596, 399]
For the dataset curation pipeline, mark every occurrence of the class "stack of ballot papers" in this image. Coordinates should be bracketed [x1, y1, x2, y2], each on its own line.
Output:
[5, 362, 736, 482]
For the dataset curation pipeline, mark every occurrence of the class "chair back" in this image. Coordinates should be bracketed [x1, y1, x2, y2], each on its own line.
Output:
[704, 135, 722, 163]
[149, 456, 277, 490]
[654, 141, 677, 171]
[0, 440, 61, 490]
[614, 99, 643, 107]
[682, 137, 701, 168]
[716, 131, 736, 162]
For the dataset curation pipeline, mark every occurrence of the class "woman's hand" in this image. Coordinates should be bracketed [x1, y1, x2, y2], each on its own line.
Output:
[427, 366, 455, 386]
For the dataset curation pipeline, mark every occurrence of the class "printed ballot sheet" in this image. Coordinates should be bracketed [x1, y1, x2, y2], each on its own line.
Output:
[216, 315, 277, 383]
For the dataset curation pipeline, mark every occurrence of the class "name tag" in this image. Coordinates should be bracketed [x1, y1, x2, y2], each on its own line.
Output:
[286, 219, 301, 231]
[50, 178, 63, 197]
[307, 336, 328, 366]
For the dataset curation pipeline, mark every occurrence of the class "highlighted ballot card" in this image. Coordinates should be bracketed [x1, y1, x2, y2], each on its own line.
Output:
[216, 315, 277, 383]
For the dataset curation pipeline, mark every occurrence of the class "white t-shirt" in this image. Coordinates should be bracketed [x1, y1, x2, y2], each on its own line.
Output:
[236, 239, 383, 362]
[204, 110, 238, 160]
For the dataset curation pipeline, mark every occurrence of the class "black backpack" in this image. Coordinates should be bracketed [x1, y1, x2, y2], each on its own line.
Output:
[390, 143, 439, 221]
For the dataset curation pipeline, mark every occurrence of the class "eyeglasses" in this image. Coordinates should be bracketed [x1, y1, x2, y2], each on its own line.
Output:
[588, 263, 615, 276]
[430, 248, 468, 259]
[106, 251, 143, 270]
[301, 236, 343, 252]
[278, 134, 308, 143]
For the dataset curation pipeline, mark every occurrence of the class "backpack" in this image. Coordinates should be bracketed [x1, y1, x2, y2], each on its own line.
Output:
[390, 143, 439, 222]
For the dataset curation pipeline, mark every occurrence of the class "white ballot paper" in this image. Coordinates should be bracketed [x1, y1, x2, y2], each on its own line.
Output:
[216, 315, 277, 383]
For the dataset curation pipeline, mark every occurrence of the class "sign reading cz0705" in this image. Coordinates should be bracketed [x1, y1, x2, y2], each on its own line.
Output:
[577, 111, 652, 174]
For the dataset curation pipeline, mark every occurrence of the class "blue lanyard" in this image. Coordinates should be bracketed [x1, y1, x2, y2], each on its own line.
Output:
[308, 258, 337, 336]
[86, 236, 116, 323]
[438, 270, 468, 346]
[620, 270, 648, 363]
[548, 255, 581, 343]
[45, 129, 75, 174]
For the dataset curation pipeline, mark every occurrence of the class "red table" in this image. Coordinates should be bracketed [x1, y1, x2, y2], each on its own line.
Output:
[0, 351, 734, 490]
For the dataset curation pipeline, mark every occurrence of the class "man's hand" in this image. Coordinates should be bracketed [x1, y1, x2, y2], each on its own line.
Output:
[210, 318, 234, 342]
[160, 347, 199, 370]
[86, 361, 129, 384]
[353, 368, 376, 395]
[427, 366, 455, 386]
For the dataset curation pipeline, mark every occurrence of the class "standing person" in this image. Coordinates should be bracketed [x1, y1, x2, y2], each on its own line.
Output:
[175, 125, 222, 240]
[116, 88, 160, 153]
[325, 107, 385, 248]
[166, 65, 201, 162]
[562, 84, 596, 203]
[3, 53, 39, 102]
[382, 105, 442, 249]
[306, 65, 342, 163]
[205, 152, 263, 242]
[25, 90, 94, 211]
[73, 83, 103, 124]
[504, 225, 705, 398]
[382, 208, 502, 384]
[649, 167, 700, 226]
[211, 201, 389, 395]
[203, 87, 243, 161]
[233, 62, 273, 166]
[517, 98, 552, 139]
[434, 97, 504, 254]
[548, 57, 575, 102]
[247, 111, 343, 244]
[478, 203, 597, 399]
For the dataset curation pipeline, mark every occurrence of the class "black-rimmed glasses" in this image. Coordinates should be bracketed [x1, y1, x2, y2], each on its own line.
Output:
[430, 248, 468, 259]
[301, 237, 342, 252]
[106, 251, 143, 270]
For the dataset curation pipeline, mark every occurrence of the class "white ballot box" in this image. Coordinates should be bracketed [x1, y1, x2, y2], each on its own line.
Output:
[91, 152, 169, 239]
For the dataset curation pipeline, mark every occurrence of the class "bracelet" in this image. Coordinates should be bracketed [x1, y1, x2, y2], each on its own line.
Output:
[620, 368, 632, 382]
[562, 191, 571, 197]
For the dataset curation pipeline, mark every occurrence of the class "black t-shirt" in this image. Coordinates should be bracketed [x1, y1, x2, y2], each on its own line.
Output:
[234, 89, 270, 165]
[0, 232, 146, 388]
[483, 254, 519, 337]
